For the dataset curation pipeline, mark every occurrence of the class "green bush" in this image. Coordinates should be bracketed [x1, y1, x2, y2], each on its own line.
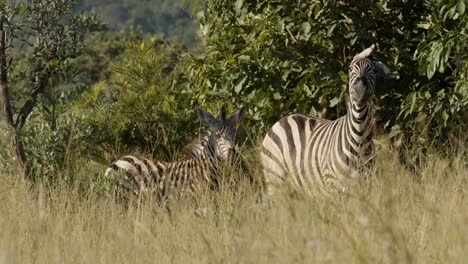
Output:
[76, 35, 200, 161]
[0, 107, 94, 182]
[185, 0, 467, 149]
[397, 0, 467, 146]
[75, 30, 147, 85]
[22, 112, 94, 182]
[0, 0, 102, 179]
[77, 0, 200, 47]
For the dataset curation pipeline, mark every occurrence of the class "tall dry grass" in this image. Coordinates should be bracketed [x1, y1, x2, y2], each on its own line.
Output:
[0, 144, 466, 263]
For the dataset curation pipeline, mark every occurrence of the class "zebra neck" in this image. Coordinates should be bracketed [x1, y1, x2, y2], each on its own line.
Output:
[168, 149, 220, 176]
[345, 100, 373, 150]
[185, 130, 211, 158]
[193, 146, 221, 168]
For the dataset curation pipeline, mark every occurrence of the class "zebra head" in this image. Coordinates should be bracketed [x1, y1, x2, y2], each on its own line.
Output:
[348, 44, 393, 105]
[196, 104, 246, 161]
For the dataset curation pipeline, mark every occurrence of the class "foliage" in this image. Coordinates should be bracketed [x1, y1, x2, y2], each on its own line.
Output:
[21, 111, 94, 181]
[396, 0, 467, 146]
[77, 0, 200, 47]
[75, 35, 199, 161]
[75, 30, 146, 85]
[8, 0, 103, 116]
[0, 0, 101, 179]
[185, 0, 467, 147]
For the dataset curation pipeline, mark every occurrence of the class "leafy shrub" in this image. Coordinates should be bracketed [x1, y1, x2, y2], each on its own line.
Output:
[76, 35, 200, 161]
[75, 30, 147, 85]
[0, 0, 102, 179]
[22, 112, 94, 182]
[397, 0, 467, 146]
[77, 0, 200, 47]
[185, 0, 467, 150]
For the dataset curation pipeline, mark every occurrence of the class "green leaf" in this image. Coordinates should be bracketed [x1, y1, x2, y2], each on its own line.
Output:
[234, 76, 247, 94]
[301, 22, 311, 35]
[441, 110, 449, 125]
[457, 0, 465, 15]
[327, 23, 336, 35]
[183, 0, 199, 16]
[416, 23, 430, 29]
[329, 97, 340, 107]
[235, 0, 244, 14]
[238, 55, 251, 62]
[410, 92, 417, 113]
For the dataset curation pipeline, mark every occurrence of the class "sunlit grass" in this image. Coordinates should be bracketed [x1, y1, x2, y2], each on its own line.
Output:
[0, 143, 466, 263]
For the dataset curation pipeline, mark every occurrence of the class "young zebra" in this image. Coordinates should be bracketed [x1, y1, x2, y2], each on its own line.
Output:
[105, 105, 246, 197]
[261, 44, 393, 196]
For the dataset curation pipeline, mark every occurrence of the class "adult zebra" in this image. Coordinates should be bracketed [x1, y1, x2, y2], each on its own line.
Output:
[105, 105, 246, 197]
[261, 44, 393, 196]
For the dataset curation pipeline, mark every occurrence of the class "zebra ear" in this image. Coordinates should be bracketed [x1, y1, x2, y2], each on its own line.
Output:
[353, 44, 378, 61]
[217, 103, 227, 121]
[374, 60, 395, 79]
[228, 106, 247, 128]
[196, 107, 217, 127]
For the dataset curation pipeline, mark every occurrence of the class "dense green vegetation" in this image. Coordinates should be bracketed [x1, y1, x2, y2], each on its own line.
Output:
[186, 0, 466, 147]
[0, 1, 465, 186]
[77, 0, 200, 47]
[0, 0, 102, 178]
[76, 35, 197, 161]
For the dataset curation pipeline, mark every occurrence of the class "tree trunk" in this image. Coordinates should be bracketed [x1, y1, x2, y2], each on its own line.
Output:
[0, 27, 31, 179]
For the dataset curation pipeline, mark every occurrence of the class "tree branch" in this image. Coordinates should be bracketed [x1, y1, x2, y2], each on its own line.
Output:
[6, 57, 12, 70]
[0, 28, 15, 127]
[0, 22, 31, 179]
[15, 74, 47, 129]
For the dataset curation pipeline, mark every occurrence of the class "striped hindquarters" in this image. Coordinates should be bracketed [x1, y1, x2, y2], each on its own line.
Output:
[105, 155, 168, 195]
[105, 155, 218, 196]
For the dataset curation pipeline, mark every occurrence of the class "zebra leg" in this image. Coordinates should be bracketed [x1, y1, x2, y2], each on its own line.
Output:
[261, 151, 286, 196]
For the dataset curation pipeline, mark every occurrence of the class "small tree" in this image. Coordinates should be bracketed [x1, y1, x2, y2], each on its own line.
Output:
[0, 0, 101, 179]
[76, 35, 197, 162]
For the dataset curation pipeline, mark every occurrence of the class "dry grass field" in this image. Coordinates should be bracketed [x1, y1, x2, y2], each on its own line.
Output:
[0, 143, 466, 264]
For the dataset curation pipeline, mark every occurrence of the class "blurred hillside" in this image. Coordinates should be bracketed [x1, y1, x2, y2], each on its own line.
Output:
[76, 0, 199, 47]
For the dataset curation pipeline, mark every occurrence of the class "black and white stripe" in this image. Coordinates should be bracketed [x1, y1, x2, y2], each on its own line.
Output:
[261, 44, 393, 195]
[105, 105, 246, 197]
